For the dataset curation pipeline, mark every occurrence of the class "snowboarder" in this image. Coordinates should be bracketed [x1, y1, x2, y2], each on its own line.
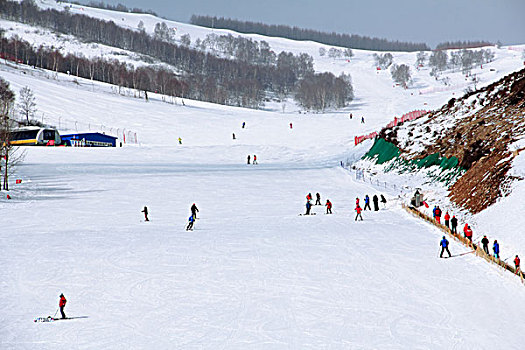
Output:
[242, 121, 245, 129]
[178, 137, 182, 145]
[191, 203, 199, 219]
[435, 206, 442, 224]
[444, 212, 450, 229]
[186, 215, 195, 231]
[481, 235, 489, 255]
[247, 155, 251, 164]
[380, 194, 387, 208]
[307, 193, 312, 201]
[355, 205, 363, 221]
[59, 294, 67, 319]
[363, 195, 371, 211]
[450, 215, 458, 234]
[325, 199, 332, 214]
[440, 236, 451, 258]
[233, 133, 236, 140]
[493, 240, 500, 259]
[315, 192, 321, 205]
[141, 206, 149, 222]
[514, 255, 521, 274]
[373, 195, 379, 211]
[305, 200, 312, 215]
[253, 155, 258, 164]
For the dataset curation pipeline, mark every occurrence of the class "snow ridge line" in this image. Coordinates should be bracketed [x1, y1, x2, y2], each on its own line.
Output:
[402, 204, 525, 285]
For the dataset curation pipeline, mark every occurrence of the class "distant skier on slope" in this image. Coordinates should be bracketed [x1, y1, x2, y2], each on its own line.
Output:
[435, 206, 442, 224]
[186, 215, 195, 231]
[59, 294, 67, 319]
[450, 215, 458, 234]
[253, 155, 258, 164]
[141, 206, 149, 222]
[315, 192, 321, 205]
[481, 235, 490, 255]
[191, 203, 199, 219]
[307, 193, 312, 201]
[325, 199, 332, 214]
[514, 255, 521, 275]
[247, 155, 251, 164]
[355, 205, 363, 221]
[233, 133, 236, 140]
[440, 236, 451, 258]
[363, 195, 371, 211]
[305, 200, 312, 215]
[463, 224, 473, 243]
[242, 121, 246, 129]
[373, 195, 379, 211]
[444, 211, 450, 229]
[380, 194, 387, 208]
[178, 137, 182, 144]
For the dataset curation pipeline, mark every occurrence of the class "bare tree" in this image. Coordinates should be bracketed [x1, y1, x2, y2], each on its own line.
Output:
[17, 86, 36, 124]
[390, 64, 411, 88]
[373, 53, 394, 69]
[180, 34, 191, 47]
[319, 47, 326, 57]
[416, 51, 427, 67]
[343, 48, 354, 58]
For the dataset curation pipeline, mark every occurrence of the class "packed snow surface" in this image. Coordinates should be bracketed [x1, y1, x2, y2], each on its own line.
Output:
[1, 3, 525, 347]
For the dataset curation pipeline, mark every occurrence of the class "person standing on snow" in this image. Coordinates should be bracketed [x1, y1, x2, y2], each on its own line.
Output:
[481, 235, 490, 255]
[186, 215, 195, 231]
[141, 206, 149, 222]
[463, 224, 473, 243]
[315, 193, 321, 205]
[178, 137, 182, 145]
[247, 155, 251, 164]
[380, 194, 387, 208]
[307, 193, 312, 201]
[493, 240, 500, 259]
[432, 206, 437, 220]
[450, 215, 458, 234]
[305, 200, 312, 215]
[355, 205, 363, 221]
[325, 199, 332, 214]
[253, 155, 258, 164]
[435, 206, 442, 224]
[191, 203, 199, 219]
[363, 195, 371, 211]
[514, 255, 521, 275]
[440, 236, 451, 258]
[59, 294, 67, 319]
[242, 122, 246, 129]
[355, 197, 360, 207]
[444, 212, 450, 229]
[233, 133, 236, 140]
[289, 123, 293, 129]
[373, 195, 379, 211]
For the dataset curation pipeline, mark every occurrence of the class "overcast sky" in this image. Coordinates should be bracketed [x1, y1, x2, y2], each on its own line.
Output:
[100, 0, 525, 47]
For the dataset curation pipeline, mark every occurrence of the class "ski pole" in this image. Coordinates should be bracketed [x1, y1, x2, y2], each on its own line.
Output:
[53, 309, 58, 318]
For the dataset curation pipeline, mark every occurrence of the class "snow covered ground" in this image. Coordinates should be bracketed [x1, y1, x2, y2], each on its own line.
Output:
[1, 2, 525, 347]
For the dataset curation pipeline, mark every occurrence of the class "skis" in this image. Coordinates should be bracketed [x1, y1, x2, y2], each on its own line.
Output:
[299, 213, 316, 216]
[34, 316, 88, 322]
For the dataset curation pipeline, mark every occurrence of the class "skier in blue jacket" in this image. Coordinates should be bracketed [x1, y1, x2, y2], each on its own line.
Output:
[493, 240, 500, 259]
[440, 236, 451, 258]
[363, 195, 371, 211]
[186, 215, 195, 231]
[305, 200, 312, 215]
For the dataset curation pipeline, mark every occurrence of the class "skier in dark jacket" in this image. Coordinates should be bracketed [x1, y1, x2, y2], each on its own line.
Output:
[325, 199, 332, 214]
[191, 203, 199, 219]
[59, 294, 67, 319]
[440, 236, 451, 258]
[141, 206, 149, 222]
[450, 215, 458, 234]
[481, 236, 490, 255]
[380, 194, 387, 208]
[305, 200, 312, 215]
[373, 195, 379, 211]
[493, 240, 500, 259]
[315, 192, 321, 205]
[363, 195, 371, 211]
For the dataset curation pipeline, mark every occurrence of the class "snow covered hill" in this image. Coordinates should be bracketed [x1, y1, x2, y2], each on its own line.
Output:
[2, 2, 525, 348]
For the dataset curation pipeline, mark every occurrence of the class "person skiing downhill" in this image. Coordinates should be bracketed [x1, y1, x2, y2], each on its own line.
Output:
[493, 240, 500, 259]
[191, 203, 199, 219]
[355, 205, 363, 221]
[481, 235, 490, 255]
[315, 192, 321, 205]
[440, 236, 451, 258]
[186, 215, 195, 231]
[305, 200, 312, 215]
[325, 199, 332, 214]
[141, 206, 149, 222]
[59, 294, 67, 319]
[363, 195, 371, 211]
[450, 215, 458, 234]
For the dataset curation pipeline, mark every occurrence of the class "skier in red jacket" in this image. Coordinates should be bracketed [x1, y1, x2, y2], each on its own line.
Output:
[355, 205, 363, 221]
[325, 199, 332, 214]
[463, 224, 473, 243]
[59, 294, 67, 319]
[514, 255, 521, 275]
[444, 212, 450, 228]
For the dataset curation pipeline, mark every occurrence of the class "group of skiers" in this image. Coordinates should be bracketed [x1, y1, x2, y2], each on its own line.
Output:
[354, 194, 387, 220]
[304, 192, 332, 215]
[247, 155, 258, 164]
[434, 207, 522, 274]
